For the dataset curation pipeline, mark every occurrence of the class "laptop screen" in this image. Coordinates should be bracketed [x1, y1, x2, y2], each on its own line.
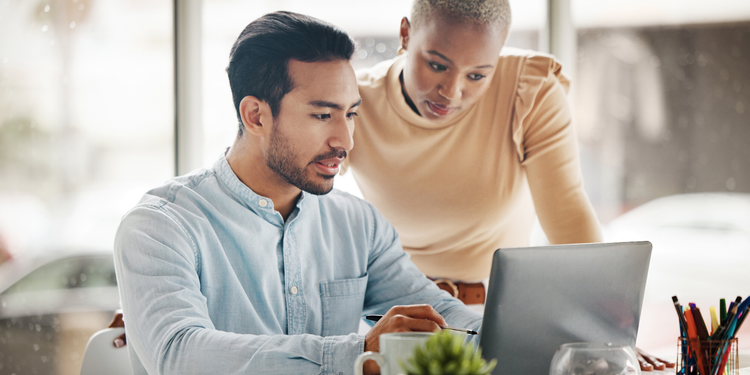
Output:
[479, 241, 652, 375]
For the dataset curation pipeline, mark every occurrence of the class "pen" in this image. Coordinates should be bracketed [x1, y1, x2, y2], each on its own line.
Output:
[718, 298, 750, 375]
[364, 314, 478, 335]
[736, 302, 749, 332]
[727, 301, 736, 321]
[710, 307, 719, 335]
[710, 297, 747, 375]
[713, 297, 742, 340]
[724, 296, 749, 339]
[692, 306, 711, 372]
[672, 297, 690, 374]
[672, 296, 689, 336]
[685, 309, 709, 375]
[711, 302, 740, 375]
[692, 307, 710, 341]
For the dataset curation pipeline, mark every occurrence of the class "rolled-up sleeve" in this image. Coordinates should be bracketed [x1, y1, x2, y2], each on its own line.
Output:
[360, 202, 483, 345]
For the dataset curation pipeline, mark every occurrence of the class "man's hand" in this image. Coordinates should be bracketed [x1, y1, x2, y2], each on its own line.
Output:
[108, 310, 127, 348]
[362, 305, 446, 375]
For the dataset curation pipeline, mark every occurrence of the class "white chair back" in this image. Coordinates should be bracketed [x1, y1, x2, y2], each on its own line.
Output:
[79, 327, 135, 375]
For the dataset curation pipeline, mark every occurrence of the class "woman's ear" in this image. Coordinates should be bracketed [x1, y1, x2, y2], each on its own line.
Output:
[399, 17, 411, 52]
[239, 96, 270, 136]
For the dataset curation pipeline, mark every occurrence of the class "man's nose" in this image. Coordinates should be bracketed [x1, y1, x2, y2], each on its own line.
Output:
[329, 113, 354, 151]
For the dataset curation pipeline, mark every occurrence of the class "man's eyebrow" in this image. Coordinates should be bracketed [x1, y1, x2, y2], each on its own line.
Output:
[427, 50, 494, 69]
[308, 100, 343, 110]
[309, 98, 362, 110]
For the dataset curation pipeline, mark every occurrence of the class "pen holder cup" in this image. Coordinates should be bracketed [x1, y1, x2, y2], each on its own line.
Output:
[676, 337, 738, 375]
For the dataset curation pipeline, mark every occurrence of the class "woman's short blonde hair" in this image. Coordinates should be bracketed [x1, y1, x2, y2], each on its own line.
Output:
[411, 0, 511, 31]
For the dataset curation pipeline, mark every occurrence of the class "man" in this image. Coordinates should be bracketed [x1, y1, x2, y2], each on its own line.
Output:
[114, 11, 481, 375]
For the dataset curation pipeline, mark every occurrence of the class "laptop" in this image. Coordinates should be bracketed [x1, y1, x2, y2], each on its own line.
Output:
[479, 241, 652, 375]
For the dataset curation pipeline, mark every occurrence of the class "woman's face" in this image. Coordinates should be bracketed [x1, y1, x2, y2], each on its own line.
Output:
[400, 15, 507, 123]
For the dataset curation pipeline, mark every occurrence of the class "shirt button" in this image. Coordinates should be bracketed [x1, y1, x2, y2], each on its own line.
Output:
[290, 286, 298, 295]
[258, 199, 268, 207]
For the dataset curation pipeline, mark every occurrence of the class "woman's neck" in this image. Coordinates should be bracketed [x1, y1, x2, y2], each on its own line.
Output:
[399, 70, 421, 116]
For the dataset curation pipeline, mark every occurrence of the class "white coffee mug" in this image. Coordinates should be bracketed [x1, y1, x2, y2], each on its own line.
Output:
[354, 332, 434, 375]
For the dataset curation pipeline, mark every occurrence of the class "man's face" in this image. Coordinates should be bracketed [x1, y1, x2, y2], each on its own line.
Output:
[265, 59, 360, 195]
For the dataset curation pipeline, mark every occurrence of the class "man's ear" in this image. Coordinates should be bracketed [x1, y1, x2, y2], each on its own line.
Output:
[399, 17, 411, 51]
[239, 96, 271, 136]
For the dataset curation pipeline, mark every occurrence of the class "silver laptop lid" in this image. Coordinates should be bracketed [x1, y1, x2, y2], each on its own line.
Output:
[479, 241, 652, 375]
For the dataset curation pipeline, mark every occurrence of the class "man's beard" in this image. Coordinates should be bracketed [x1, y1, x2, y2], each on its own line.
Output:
[265, 122, 345, 196]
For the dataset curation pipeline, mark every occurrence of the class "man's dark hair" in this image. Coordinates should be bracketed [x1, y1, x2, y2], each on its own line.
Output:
[227, 11, 356, 136]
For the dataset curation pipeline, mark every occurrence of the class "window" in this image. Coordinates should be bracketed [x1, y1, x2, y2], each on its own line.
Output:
[200, 0, 546, 198]
[0, 1, 172, 373]
[0, 0, 173, 254]
[571, 0, 750, 351]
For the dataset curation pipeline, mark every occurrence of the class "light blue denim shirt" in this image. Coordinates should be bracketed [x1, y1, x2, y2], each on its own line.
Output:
[114, 156, 482, 375]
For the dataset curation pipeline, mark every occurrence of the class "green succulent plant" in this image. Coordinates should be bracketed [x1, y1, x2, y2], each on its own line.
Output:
[399, 330, 497, 375]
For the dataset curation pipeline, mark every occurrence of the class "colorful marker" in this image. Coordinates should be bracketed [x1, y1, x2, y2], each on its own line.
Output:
[710, 307, 719, 336]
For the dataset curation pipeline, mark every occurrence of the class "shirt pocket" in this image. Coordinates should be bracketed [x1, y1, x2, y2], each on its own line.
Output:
[319, 273, 368, 336]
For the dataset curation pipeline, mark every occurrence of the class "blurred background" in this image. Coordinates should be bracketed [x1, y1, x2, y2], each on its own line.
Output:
[1, 0, 748, 373]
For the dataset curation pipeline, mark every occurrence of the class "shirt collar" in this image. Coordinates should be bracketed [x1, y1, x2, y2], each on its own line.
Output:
[213, 154, 310, 224]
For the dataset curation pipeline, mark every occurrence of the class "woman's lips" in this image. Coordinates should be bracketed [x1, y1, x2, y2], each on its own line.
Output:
[425, 100, 457, 117]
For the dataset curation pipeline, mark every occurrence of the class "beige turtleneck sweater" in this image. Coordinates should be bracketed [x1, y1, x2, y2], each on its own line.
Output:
[345, 48, 602, 281]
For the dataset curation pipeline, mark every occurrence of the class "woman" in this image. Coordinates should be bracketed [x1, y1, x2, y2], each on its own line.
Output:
[345, 0, 602, 304]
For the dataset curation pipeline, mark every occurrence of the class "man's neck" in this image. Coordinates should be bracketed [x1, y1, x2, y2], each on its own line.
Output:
[225, 140, 300, 221]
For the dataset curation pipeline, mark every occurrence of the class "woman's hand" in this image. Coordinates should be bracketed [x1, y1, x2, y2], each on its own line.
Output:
[108, 310, 127, 348]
